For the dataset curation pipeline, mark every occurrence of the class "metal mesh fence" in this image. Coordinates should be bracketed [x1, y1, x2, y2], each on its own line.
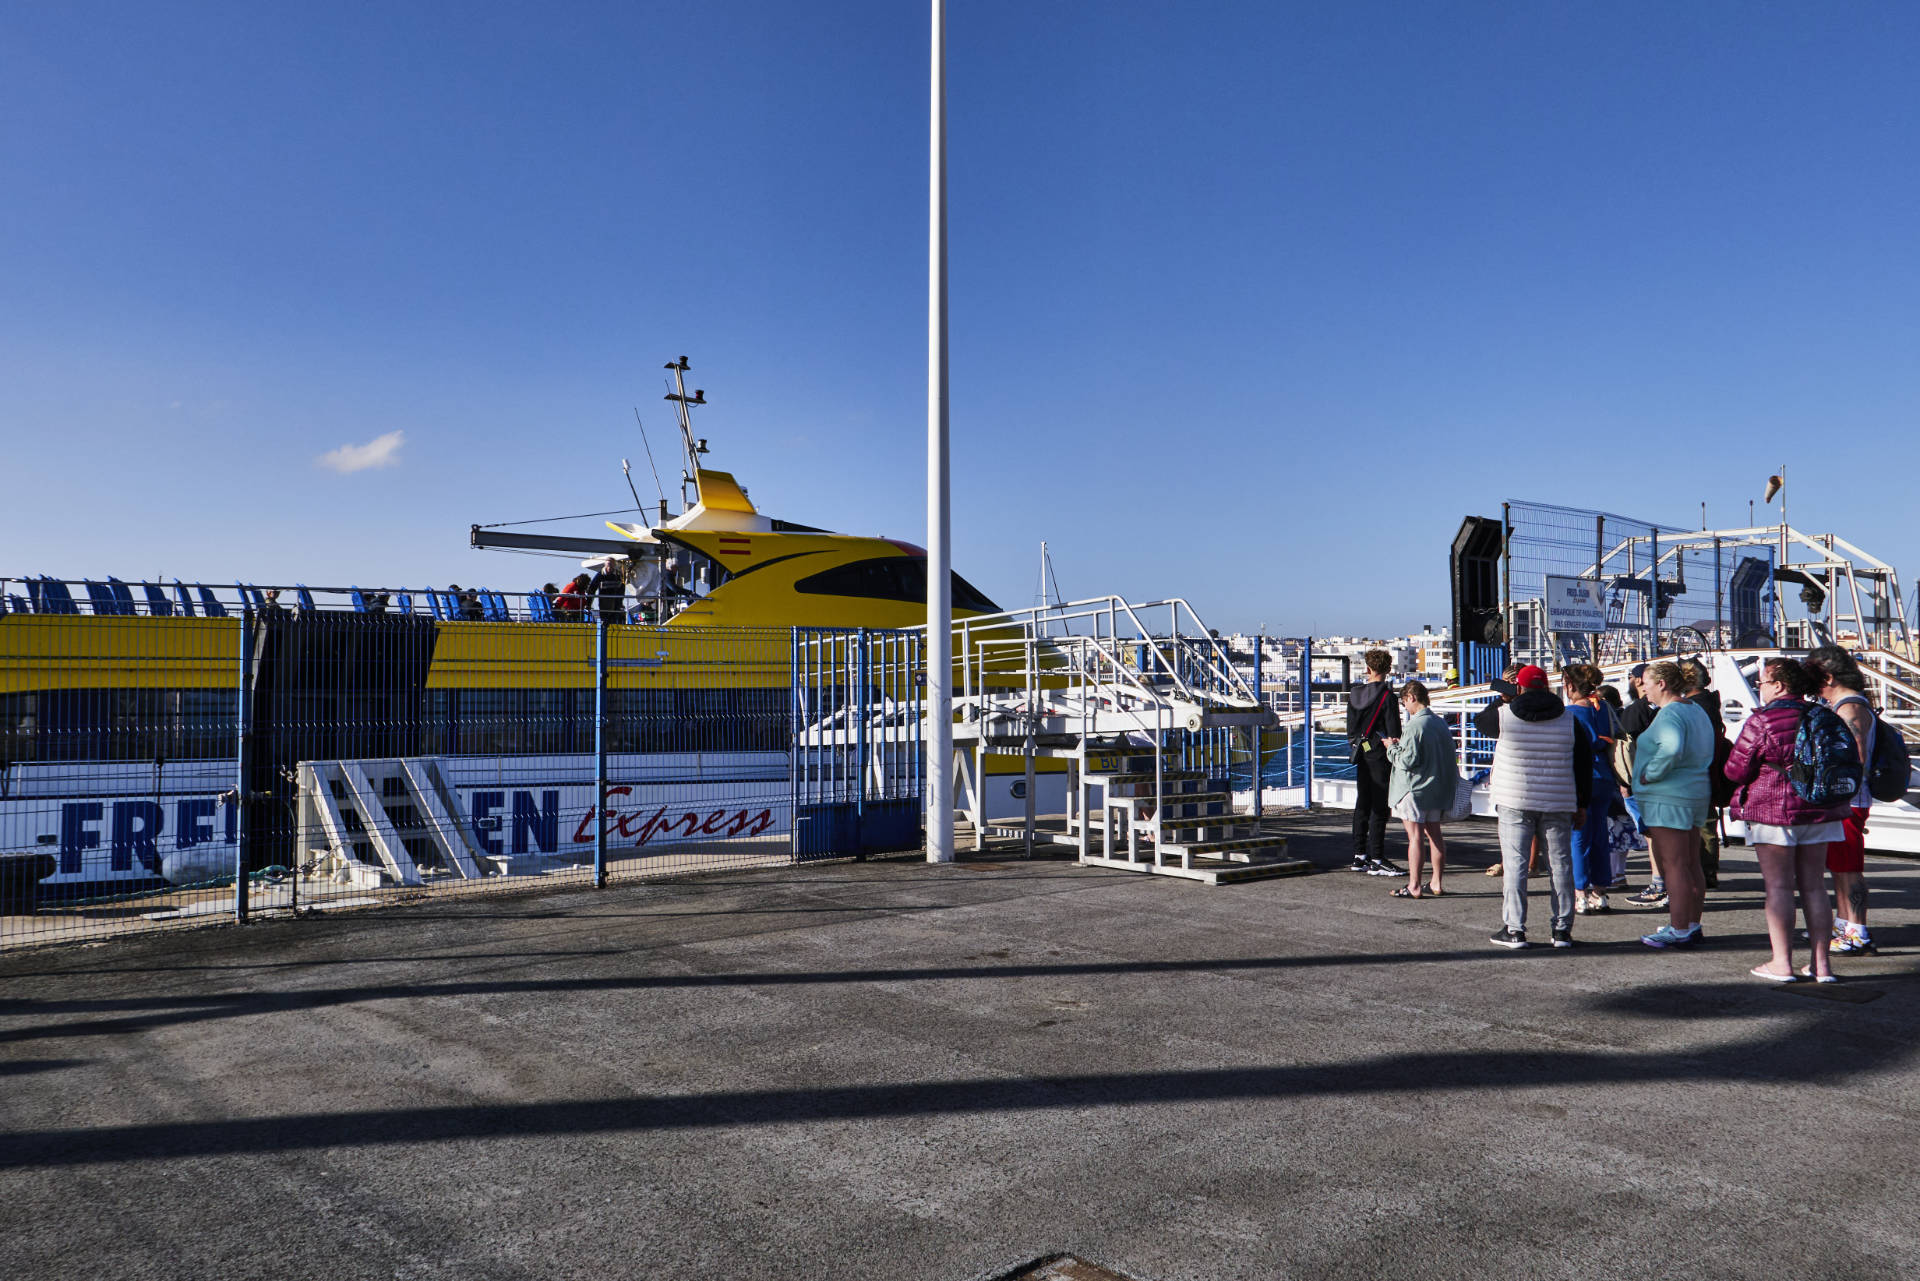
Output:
[1, 588, 919, 949]
[1503, 501, 1778, 669]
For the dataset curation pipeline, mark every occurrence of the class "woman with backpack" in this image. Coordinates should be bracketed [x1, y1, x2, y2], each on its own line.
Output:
[1723, 656, 1849, 982]
[1632, 661, 1716, 950]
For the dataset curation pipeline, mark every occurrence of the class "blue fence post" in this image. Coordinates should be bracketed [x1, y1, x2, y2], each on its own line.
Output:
[594, 617, 609, 889]
[1301, 638, 1314, 811]
[1251, 641, 1264, 819]
[855, 627, 869, 848]
[234, 608, 254, 923]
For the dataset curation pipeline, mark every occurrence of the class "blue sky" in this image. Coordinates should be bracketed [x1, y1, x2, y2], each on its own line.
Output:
[4, 1, 1917, 636]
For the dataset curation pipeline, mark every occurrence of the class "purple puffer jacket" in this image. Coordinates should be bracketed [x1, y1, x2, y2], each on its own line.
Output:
[1723, 698, 1854, 827]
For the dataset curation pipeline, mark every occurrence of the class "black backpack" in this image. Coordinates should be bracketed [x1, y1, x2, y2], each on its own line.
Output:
[1838, 695, 1913, 803]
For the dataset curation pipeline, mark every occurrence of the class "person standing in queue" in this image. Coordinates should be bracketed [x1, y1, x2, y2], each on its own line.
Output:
[1562, 663, 1618, 915]
[1475, 664, 1593, 950]
[1618, 663, 1665, 905]
[1804, 646, 1879, 955]
[1632, 661, 1716, 949]
[1724, 656, 1846, 982]
[1680, 657, 1727, 891]
[1345, 648, 1402, 878]
[1385, 679, 1458, 899]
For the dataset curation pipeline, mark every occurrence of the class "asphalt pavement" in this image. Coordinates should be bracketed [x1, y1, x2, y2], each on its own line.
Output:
[4, 812, 1918, 1281]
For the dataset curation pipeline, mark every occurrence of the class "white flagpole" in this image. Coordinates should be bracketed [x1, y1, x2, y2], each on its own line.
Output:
[926, 0, 954, 862]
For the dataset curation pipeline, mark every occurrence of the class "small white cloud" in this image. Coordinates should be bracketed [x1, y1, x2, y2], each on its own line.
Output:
[317, 429, 405, 474]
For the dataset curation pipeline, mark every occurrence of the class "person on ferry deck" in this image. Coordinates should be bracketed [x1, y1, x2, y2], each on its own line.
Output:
[1724, 656, 1847, 982]
[591, 561, 626, 625]
[554, 574, 588, 620]
[1345, 648, 1402, 878]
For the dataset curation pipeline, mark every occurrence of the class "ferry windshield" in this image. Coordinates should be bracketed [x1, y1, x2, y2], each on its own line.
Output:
[793, 557, 999, 614]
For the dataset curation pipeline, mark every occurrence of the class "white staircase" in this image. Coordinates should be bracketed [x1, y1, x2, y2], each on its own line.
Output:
[939, 596, 1307, 884]
[296, 758, 489, 887]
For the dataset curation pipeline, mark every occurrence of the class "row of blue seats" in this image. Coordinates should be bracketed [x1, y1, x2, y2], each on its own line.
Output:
[2, 578, 547, 622]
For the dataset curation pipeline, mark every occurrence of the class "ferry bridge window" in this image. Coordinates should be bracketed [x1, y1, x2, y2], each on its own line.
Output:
[793, 558, 998, 614]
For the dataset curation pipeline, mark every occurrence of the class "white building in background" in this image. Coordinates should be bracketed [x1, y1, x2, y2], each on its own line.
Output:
[1222, 627, 1452, 700]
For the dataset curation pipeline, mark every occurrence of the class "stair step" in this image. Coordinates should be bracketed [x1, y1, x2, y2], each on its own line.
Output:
[1151, 814, 1254, 830]
[1176, 836, 1290, 856]
[1108, 790, 1230, 806]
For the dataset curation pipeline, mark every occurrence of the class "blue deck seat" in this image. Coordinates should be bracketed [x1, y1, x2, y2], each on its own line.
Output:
[84, 582, 119, 615]
[198, 586, 228, 617]
[173, 580, 196, 617]
[394, 592, 413, 615]
[425, 590, 445, 620]
[350, 587, 369, 612]
[528, 592, 554, 621]
[107, 578, 137, 615]
[483, 591, 509, 621]
[294, 584, 316, 611]
[7, 594, 26, 615]
[142, 584, 174, 617]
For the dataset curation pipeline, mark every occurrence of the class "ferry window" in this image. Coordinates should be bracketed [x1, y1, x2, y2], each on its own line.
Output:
[793, 558, 998, 614]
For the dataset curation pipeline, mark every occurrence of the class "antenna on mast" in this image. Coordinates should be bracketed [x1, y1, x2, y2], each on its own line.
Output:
[664, 356, 709, 513]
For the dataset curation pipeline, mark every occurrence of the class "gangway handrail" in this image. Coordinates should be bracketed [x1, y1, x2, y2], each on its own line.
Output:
[905, 593, 1262, 712]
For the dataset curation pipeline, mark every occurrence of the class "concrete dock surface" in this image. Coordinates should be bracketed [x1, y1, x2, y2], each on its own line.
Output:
[4, 812, 1919, 1281]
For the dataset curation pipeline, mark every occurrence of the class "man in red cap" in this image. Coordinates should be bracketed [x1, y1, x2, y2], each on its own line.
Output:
[1472, 664, 1595, 949]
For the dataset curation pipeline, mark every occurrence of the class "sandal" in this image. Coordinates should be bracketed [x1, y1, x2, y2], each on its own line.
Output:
[1427, 888, 1445, 897]
[1749, 964, 1798, 983]
[1483, 864, 1503, 877]
[1389, 886, 1422, 899]
[1797, 965, 1839, 984]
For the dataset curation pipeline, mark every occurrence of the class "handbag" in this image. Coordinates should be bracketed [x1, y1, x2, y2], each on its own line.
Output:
[1445, 771, 1475, 822]
[1608, 702, 1636, 791]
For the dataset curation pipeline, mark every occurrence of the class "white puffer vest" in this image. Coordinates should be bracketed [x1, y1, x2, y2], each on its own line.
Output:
[1490, 704, 1578, 813]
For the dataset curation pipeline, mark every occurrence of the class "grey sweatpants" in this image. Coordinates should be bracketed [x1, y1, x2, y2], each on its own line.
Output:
[1498, 808, 1575, 935]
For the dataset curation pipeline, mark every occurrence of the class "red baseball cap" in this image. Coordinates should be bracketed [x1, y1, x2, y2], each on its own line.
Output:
[1513, 664, 1549, 689]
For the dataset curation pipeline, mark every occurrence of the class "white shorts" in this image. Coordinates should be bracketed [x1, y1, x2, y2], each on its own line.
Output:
[1744, 820, 1845, 847]
[1392, 794, 1444, 823]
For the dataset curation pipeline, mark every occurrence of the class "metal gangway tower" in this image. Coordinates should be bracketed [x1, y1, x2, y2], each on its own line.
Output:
[929, 595, 1304, 884]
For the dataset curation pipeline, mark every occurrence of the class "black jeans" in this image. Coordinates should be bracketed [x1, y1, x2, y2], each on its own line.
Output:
[1352, 755, 1390, 862]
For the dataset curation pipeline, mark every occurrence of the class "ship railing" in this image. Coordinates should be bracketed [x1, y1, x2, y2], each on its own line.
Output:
[0, 577, 664, 624]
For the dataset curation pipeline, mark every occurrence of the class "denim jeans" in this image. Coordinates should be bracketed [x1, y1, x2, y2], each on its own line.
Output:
[1572, 783, 1618, 890]
[1498, 808, 1575, 934]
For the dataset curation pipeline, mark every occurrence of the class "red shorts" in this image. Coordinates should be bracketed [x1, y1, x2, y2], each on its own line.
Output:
[1827, 808, 1867, 875]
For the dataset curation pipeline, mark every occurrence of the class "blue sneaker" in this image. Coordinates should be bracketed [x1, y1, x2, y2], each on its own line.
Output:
[1640, 924, 1699, 950]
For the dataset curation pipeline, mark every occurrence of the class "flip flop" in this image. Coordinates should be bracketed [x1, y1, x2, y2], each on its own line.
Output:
[1797, 966, 1839, 984]
[1749, 965, 1798, 983]
[1389, 886, 1422, 899]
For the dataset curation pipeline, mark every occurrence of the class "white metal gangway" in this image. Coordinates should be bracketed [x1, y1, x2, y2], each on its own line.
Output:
[906, 595, 1302, 883]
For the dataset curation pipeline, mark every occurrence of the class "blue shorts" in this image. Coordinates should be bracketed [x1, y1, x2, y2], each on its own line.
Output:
[1637, 799, 1708, 832]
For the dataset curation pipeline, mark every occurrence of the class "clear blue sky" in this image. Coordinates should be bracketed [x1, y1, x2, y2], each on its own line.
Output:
[5, 1, 1918, 636]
